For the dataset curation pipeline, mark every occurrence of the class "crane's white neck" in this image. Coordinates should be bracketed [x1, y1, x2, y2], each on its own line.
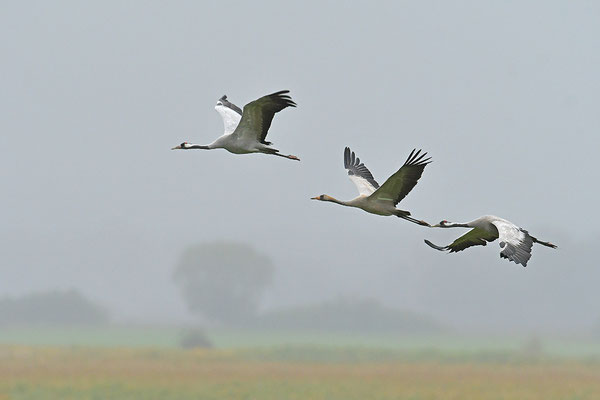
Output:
[439, 221, 471, 228]
[314, 195, 350, 206]
[185, 143, 211, 150]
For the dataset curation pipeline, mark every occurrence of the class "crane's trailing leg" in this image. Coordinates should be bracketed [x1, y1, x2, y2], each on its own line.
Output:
[264, 148, 300, 161]
[395, 210, 430, 226]
[276, 153, 300, 161]
[531, 236, 557, 248]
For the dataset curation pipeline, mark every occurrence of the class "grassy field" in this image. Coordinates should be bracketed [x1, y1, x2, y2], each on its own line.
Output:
[1, 327, 600, 399]
[2, 326, 600, 357]
[1, 345, 600, 400]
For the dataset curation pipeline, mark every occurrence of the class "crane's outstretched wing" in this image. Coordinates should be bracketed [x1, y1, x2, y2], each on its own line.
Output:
[425, 228, 498, 253]
[369, 149, 431, 205]
[491, 220, 533, 267]
[232, 90, 296, 144]
[215, 95, 242, 135]
[344, 147, 379, 196]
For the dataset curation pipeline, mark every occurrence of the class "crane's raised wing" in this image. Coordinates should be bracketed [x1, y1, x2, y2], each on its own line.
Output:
[344, 147, 379, 196]
[369, 149, 431, 205]
[425, 227, 498, 253]
[232, 90, 296, 144]
[215, 95, 242, 135]
[491, 220, 533, 267]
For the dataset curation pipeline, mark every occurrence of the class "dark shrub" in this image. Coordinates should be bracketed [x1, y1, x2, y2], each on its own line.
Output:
[179, 328, 213, 349]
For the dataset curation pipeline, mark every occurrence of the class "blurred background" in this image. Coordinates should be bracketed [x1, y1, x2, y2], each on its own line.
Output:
[1, 0, 600, 386]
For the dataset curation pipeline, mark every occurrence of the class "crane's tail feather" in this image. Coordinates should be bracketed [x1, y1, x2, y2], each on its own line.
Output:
[531, 236, 557, 249]
[424, 239, 449, 251]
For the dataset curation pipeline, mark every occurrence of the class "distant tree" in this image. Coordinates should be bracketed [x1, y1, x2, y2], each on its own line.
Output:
[173, 242, 274, 325]
[0, 289, 109, 326]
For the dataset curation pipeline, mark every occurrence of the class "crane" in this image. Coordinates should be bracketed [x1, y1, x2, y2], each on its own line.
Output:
[311, 147, 431, 226]
[172, 90, 299, 160]
[424, 215, 557, 266]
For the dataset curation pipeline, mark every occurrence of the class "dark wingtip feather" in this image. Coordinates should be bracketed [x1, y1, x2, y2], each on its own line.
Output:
[405, 149, 416, 165]
[404, 148, 432, 166]
[267, 90, 297, 108]
[217, 94, 243, 115]
[343, 147, 379, 188]
[412, 152, 427, 165]
[344, 147, 351, 168]
[424, 239, 449, 252]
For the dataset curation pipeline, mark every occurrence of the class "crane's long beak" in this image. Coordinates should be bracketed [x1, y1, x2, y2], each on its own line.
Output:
[310, 196, 319, 200]
[171, 145, 182, 150]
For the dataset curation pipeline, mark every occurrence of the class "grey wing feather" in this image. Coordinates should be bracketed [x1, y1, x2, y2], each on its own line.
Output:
[215, 95, 242, 135]
[217, 95, 242, 116]
[233, 90, 296, 144]
[498, 229, 533, 267]
[492, 220, 534, 267]
[425, 228, 498, 254]
[344, 147, 379, 189]
[370, 149, 431, 205]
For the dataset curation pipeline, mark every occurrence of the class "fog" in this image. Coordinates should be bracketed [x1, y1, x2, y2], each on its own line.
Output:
[1, 1, 598, 334]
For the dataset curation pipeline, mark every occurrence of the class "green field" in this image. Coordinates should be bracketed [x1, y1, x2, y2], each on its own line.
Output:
[1, 326, 600, 357]
[1, 327, 600, 399]
[1, 345, 600, 400]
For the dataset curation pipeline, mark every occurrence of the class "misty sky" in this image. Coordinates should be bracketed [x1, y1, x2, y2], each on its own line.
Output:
[1, 1, 599, 332]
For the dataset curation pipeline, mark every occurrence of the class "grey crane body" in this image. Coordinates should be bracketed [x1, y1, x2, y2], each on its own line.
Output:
[204, 134, 274, 155]
[323, 195, 407, 217]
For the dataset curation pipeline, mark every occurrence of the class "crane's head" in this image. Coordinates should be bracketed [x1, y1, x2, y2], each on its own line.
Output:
[171, 142, 191, 150]
[432, 220, 450, 228]
[311, 194, 334, 202]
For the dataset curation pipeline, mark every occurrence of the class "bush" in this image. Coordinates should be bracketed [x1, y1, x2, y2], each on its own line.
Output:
[179, 328, 213, 349]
